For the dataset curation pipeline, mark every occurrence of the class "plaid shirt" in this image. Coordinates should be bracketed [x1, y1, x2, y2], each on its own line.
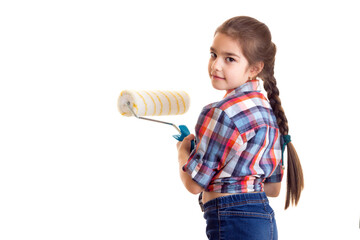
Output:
[183, 80, 283, 193]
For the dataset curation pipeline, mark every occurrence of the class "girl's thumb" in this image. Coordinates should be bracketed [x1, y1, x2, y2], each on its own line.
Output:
[184, 134, 195, 141]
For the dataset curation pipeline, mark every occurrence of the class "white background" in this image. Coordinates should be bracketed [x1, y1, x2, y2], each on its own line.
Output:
[1, 0, 359, 239]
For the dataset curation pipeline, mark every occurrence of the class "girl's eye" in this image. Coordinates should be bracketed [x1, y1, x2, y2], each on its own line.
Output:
[226, 57, 236, 62]
[210, 52, 217, 58]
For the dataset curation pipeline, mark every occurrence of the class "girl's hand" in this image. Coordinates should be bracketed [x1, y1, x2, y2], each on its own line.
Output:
[176, 134, 195, 165]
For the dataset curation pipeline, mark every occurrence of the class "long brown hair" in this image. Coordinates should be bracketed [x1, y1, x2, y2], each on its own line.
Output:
[216, 16, 304, 209]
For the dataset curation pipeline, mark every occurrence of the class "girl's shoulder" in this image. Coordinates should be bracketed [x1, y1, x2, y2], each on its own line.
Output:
[199, 91, 277, 133]
[210, 90, 271, 112]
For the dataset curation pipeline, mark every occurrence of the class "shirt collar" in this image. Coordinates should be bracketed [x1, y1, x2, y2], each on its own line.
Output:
[224, 79, 261, 98]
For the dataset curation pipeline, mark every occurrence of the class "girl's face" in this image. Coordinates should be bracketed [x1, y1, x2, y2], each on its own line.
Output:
[208, 33, 256, 92]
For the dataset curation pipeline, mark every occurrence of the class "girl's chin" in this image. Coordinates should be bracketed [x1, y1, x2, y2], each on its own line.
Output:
[211, 80, 229, 91]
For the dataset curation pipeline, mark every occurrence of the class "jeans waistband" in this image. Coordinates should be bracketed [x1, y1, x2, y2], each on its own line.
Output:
[199, 192, 268, 212]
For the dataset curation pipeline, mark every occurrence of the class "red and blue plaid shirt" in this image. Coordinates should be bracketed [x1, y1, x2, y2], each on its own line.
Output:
[183, 80, 283, 193]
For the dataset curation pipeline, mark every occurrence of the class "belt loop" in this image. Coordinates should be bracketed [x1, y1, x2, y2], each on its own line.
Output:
[198, 192, 204, 212]
[259, 191, 264, 202]
[259, 192, 268, 206]
[215, 196, 219, 210]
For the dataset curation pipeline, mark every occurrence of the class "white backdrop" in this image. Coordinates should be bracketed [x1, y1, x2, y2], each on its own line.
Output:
[1, 0, 359, 239]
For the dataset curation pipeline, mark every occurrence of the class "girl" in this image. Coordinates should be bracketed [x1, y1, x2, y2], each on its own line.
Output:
[177, 16, 304, 240]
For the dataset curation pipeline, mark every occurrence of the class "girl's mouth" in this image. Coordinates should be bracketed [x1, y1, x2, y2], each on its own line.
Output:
[212, 75, 225, 80]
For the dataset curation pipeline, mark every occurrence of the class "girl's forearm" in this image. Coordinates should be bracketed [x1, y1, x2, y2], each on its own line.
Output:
[179, 164, 203, 194]
[177, 134, 203, 194]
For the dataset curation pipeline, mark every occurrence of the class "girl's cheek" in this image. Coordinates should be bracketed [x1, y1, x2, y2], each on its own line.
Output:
[208, 60, 213, 73]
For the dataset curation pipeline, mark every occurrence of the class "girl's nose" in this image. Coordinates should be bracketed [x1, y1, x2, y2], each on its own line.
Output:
[212, 58, 222, 71]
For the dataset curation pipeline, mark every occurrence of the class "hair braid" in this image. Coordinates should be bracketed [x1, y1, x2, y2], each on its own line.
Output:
[262, 47, 304, 209]
[262, 55, 289, 135]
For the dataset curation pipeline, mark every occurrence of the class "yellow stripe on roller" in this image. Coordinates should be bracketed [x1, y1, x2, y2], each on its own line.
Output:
[159, 90, 171, 115]
[144, 91, 156, 116]
[133, 103, 138, 112]
[151, 91, 163, 116]
[183, 91, 190, 100]
[183, 91, 190, 113]
[167, 91, 180, 115]
[135, 91, 148, 116]
[174, 91, 186, 114]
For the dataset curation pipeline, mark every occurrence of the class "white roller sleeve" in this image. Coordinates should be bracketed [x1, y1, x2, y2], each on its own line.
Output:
[118, 90, 190, 117]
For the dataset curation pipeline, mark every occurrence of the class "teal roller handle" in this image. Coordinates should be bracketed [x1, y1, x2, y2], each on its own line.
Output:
[173, 125, 195, 151]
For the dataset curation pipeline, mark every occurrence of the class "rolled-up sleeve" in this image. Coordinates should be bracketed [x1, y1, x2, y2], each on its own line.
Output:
[264, 163, 284, 183]
[183, 107, 240, 189]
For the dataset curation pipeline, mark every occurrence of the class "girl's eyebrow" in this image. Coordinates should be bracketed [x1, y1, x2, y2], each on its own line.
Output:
[210, 47, 240, 58]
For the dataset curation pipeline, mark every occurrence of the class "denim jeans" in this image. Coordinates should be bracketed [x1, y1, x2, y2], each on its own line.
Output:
[201, 192, 278, 240]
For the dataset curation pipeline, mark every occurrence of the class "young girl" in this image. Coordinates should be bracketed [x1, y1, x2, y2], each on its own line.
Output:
[177, 16, 304, 240]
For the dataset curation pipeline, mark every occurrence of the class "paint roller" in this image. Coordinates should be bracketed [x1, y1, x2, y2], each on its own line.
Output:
[118, 90, 194, 149]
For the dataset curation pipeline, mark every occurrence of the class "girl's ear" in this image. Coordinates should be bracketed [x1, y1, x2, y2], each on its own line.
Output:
[250, 61, 264, 76]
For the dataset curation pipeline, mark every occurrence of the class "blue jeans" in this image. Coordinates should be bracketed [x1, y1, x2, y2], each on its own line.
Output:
[200, 192, 278, 240]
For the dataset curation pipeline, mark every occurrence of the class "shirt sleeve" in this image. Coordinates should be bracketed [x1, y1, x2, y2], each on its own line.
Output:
[183, 107, 240, 189]
[264, 162, 284, 183]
